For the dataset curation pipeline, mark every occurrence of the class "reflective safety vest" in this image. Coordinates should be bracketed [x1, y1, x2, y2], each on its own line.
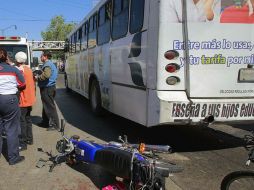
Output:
[18, 65, 36, 107]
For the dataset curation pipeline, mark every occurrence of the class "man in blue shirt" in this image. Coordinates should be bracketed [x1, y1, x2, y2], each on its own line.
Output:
[36, 51, 59, 131]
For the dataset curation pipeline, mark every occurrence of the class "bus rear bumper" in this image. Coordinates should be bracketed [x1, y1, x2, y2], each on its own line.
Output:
[147, 90, 254, 127]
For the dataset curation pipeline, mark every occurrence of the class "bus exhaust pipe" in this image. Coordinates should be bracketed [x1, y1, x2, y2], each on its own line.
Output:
[202, 115, 214, 124]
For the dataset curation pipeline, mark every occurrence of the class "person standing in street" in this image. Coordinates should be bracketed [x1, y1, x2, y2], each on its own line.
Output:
[0, 48, 26, 165]
[15, 52, 36, 150]
[36, 51, 59, 131]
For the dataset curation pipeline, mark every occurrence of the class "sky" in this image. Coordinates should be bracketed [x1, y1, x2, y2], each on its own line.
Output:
[0, 0, 100, 40]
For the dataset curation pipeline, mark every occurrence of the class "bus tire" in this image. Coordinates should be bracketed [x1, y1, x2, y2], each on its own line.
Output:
[65, 78, 71, 92]
[89, 80, 103, 116]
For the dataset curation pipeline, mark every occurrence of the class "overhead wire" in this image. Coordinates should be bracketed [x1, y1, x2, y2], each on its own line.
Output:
[42, 0, 91, 10]
[0, 0, 87, 24]
[0, 0, 91, 22]
[0, 18, 79, 23]
[0, 7, 39, 19]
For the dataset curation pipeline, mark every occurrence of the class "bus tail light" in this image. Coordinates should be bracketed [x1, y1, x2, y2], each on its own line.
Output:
[0, 36, 21, 41]
[9, 36, 20, 40]
[166, 76, 180, 85]
[165, 63, 180, 73]
[164, 50, 179, 60]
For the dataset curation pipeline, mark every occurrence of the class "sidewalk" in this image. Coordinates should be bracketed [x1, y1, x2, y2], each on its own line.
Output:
[0, 87, 103, 190]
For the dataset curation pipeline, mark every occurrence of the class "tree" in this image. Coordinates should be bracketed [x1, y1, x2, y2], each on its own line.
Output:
[41, 15, 75, 41]
[41, 15, 76, 60]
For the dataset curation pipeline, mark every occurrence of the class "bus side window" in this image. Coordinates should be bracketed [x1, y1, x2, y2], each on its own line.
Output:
[88, 13, 97, 48]
[70, 36, 73, 55]
[74, 32, 77, 53]
[112, 0, 129, 40]
[98, 0, 111, 45]
[70, 34, 75, 54]
[82, 22, 88, 50]
[130, 0, 144, 34]
[77, 27, 82, 52]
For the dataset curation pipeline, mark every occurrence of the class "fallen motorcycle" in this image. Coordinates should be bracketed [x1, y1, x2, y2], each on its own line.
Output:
[37, 120, 183, 190]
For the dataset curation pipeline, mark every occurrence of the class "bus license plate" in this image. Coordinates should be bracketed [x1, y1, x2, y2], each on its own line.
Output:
[238, 68, 254, 83]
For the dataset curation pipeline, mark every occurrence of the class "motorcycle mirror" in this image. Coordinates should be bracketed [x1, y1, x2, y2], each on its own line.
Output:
[118, 136, 124, 143]
[123, 135, 128, 143]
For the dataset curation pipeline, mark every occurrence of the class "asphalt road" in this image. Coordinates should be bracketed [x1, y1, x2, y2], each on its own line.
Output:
[0, 73, 253, 190]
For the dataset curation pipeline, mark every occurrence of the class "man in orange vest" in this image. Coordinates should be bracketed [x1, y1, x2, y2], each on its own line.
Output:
[15, 52, 36, 151]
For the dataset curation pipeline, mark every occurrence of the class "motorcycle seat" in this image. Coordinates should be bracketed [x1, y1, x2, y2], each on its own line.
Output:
[94, 147, 132, 179]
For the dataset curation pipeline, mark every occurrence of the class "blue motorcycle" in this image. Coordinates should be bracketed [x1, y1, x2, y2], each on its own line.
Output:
[37, 120, 183, 190]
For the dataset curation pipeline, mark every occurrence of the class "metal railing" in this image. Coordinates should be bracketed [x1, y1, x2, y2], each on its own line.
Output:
[29, 41, 65, 51]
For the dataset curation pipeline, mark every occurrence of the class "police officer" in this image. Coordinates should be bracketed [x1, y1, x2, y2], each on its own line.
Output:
[0, 48, 26, 165]
[36, 51, 59, 131]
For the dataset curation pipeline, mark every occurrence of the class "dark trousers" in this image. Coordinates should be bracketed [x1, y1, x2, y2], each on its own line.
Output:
[40, 86, 59, 129]
[19, 106, 33, 146]
[0, 94, 20, 162]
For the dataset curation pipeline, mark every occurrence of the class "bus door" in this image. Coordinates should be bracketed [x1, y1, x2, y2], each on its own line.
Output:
[110, 0, 149, 124]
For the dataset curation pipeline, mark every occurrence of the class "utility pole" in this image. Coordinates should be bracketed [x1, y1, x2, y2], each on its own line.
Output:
[0, 25, 17, 36]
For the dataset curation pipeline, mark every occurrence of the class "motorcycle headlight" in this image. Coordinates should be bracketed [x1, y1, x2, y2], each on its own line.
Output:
[56, 139, 67, 153]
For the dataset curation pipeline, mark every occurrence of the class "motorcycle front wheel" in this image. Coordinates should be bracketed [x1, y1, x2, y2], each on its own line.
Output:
[221, 170, 254, 190]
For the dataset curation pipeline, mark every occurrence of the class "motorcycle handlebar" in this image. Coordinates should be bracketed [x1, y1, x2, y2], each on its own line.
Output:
[132, 144, 172, 153]
[108, 141, 172, 153]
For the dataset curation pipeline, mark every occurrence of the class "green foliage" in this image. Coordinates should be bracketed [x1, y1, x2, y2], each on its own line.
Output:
[41, 15, 75, 41]
[41, 15, 76, 60]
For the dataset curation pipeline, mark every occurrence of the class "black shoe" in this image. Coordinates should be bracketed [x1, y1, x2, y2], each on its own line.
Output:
[25, 140, 33, 145]
[19, 145, 27, 151]
[9, 156, 25, 165]
[2, 131, 6, 138]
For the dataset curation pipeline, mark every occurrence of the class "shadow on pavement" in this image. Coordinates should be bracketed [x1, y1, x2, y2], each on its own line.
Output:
[0, 139, 8, 162]
[54, 88, 245, 153]
[230, 122, 254, 132]
[31, 115, 49, 129]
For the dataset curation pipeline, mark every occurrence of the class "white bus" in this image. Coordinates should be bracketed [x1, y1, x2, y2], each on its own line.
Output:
[64, 0, 254, 127]
[0, 36, 32, 67]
